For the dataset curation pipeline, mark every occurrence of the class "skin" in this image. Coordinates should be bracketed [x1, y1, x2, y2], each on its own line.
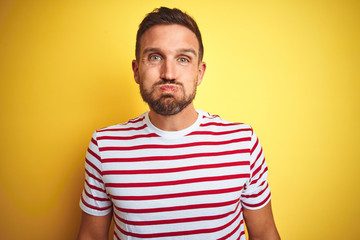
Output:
[243, 201, 281, 240]
[77, 211, 112, 240]
[132, 24, 206, 131]
[77, 24, 280, 239]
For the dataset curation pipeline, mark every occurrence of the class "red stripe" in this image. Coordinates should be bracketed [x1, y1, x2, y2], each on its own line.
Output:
[105, 174, 250, 188]
[255, 147, 263, 163]
[241, 192, 271, 209]
[87, 148, 101, 161]
[252, 156, 265, 178]
[103, 160, 249, 175]
[97, 133, 159, 140]
[200, 122, 242, 127]
[85, 158, 102, 176]
[114, 230, 121, 240]
[91, 137, 98, 146]
[84, 188, 109, 202]
[242, 182, 268, 198]
[250, 166, 268, 186]
[251, 146, 263, 170]
[114, 198, 239, 214]
[123, 116, 145, 125]
[102, 149, 249, 163]
[85, 179, 107, 193]
[100, 137, 251, 151]
[188, 128, 252, 136]
[250, 138, 259, 155]
[110, 186, 243, 201]
[202, 113, 219, 119]
[81, 195, 112, 211]
[85, 169, 102, 183]
[114, 204, 239, 226]
[218, 219, 243, 240]
[115, 204, 242, 238]
[97, 124, 147, 132]
[239, 230, 245, 239]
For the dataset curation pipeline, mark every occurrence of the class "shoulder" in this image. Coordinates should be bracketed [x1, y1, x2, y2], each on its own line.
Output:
[198, 110, 253, 133]
[94, 112, 148, 138]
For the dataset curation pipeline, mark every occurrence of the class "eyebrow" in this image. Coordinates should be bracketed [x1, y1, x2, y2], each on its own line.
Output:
[142, 47, 197, 57]
[177, 48, 197, 57]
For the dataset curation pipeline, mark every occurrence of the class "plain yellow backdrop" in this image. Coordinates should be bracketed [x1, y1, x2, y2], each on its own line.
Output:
[0, 0, 359, 239]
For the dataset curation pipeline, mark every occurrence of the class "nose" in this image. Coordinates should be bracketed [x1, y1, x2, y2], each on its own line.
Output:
[160, 59, 176, 81]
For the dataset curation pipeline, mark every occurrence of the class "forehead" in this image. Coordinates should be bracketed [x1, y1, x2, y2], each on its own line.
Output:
[140, 24, 199, 55]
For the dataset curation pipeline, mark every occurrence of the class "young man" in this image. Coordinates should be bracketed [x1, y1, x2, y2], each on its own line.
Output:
[77, 7, 280, 240]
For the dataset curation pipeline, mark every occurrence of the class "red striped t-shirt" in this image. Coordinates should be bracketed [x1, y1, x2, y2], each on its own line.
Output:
[80, 110, 271, 240]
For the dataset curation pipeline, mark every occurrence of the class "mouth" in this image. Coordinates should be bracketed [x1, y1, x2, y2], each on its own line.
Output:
[159, 84, 178, 92]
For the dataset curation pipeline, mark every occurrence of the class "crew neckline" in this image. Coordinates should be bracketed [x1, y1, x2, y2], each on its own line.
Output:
[144, 110, 204, 139]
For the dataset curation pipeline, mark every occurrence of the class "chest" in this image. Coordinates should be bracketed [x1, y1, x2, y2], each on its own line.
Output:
[100, 142, 251, 211]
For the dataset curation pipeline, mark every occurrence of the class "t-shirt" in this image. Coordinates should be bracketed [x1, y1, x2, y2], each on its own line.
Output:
[80, 110, 271, 240]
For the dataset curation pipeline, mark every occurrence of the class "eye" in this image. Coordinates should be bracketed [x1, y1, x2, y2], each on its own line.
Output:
[178, 57, 190, 63]
[149, 55, 162, 61]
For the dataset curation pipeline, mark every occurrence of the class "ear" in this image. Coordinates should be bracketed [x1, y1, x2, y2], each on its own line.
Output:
[132, 60, 140, 84]
[196, 61, 206, 86]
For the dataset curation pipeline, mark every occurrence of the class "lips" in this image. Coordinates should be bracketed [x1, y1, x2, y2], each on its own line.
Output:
[159, 84, 177, 92]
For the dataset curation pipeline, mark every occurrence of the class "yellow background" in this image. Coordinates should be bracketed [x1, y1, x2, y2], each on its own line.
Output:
[1, 0, 359, 239]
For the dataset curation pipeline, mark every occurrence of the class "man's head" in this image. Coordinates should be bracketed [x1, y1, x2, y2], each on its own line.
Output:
[135, 7, 204, 63]
[132, 7, 206, 116]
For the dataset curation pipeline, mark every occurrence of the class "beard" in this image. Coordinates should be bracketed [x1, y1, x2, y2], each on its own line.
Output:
[139, 79, 197, 116]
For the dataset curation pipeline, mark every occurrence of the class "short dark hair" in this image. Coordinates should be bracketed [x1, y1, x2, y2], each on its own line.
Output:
[135, 7, 204, 62]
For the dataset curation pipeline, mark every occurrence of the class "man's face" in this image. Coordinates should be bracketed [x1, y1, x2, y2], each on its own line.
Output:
[132, 24, 206, 116]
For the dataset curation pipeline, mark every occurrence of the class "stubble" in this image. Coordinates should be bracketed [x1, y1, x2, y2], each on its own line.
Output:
[139, 80, 197, 116]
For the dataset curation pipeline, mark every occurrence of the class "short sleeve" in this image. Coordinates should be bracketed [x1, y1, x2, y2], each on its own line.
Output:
[79, 131, 112, 216]
[240, 129, 271, 210]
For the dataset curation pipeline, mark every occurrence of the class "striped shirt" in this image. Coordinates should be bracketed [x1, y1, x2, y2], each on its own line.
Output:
[80, 110, 271, 240]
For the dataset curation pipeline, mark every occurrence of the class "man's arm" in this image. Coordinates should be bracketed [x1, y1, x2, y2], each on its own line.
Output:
[243, 200, 280, 240]
[77, 211, 113, 240]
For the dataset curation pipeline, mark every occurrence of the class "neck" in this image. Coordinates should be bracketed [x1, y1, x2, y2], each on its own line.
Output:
[148, 103, 198, 131]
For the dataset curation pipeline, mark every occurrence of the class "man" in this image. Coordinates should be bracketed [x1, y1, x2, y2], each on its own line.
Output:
[77, 7, 280, 240]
